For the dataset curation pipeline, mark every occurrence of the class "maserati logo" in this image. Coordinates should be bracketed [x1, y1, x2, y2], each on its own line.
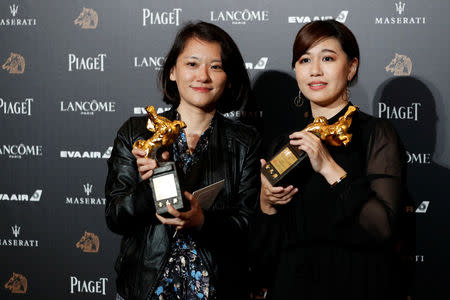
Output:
[11, 225, 20, 238]
[83, 183, 93, 196]
[74, 7, 98, 29]
[2, 53, 25, 74]
[395, 1, 406, 15]
[10, 5, 19, 17]
[385, 53, 412, 76]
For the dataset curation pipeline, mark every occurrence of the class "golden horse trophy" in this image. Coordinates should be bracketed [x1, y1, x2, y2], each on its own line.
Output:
[262, 105, 358, 185]
[133, 106, 186, 158]
[133, 106, 187, 215]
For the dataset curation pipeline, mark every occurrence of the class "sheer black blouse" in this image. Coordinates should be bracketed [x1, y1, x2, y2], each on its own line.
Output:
[251, 103, 407, 300]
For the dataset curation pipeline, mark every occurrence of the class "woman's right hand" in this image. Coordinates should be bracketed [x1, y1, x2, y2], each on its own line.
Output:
[131, 148, 169, 180]
[260, 159, 298, 215]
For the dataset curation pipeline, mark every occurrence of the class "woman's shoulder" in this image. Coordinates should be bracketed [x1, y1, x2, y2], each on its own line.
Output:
[116, 116, 149, 141]
[217, 114, 261, 144]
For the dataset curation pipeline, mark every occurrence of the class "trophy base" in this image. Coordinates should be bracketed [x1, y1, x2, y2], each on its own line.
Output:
[261, 143, 308, 186]
[149, 161, 185, 216]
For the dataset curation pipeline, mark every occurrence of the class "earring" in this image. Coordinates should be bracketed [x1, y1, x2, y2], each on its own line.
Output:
[293, 91, 304, 107]
[346, 87, 351, 101]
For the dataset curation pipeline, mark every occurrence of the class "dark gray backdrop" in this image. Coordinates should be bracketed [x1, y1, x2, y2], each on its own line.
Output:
[1, 0, 448, 299]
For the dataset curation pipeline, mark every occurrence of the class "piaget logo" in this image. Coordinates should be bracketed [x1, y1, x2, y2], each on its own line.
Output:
[65, 183, 106, 205]
[68, 53, 107, 71]
[74, 7, 98, 29]
[60, 147, 112, 159]
[378, 102, 421, 121]
[2, 52, 25, 74]
[0, 98, 33, 115]
[70, 276, 108, 295]
[4, 273, 27, 294]
[76, 231, 100, 253]
[288, 10, 348, 24]
[0, 4, 37, 26]
[385, 53, 412, 76]
[0, 225, 39, 247]
[0, 189, 42, 202]
[142, 8, 182, 26]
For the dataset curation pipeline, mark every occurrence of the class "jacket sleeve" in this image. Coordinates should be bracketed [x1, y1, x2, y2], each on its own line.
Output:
[105, 118, 157, 236]
[198, 130, 262, 248]
[331, 119, 406, 244]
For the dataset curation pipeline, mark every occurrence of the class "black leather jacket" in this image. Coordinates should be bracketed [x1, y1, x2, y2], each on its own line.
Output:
[105, 108, 261, 300]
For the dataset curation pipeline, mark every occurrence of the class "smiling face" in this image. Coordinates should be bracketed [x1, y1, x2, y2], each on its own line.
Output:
[295, 37, 358, 110]
[169, 37, 227, 113]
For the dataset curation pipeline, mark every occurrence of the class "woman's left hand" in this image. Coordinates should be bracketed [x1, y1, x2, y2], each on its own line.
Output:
[289, 131, 346, 184]
[155, 191, 205, 231]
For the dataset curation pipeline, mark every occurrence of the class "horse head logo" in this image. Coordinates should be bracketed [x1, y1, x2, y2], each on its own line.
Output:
[76, 231, 100, 253]
[5, 273, 28, 294]
[74, 7, 98, 29]
[385, 53, 412, 76]
[2, 53, 25, 74]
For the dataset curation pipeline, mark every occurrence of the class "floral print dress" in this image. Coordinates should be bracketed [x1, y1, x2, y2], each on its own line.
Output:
[150, 119, 216, 300]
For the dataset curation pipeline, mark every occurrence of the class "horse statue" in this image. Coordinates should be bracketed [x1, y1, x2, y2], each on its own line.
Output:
[303, 105, 358, 147]
[133, 106, 186, 158]
[76, 231, 100, 253]
[385, 53, 412, 76]
[2, 53, 25, 74]
[74, 7, 98, 29]
[5, 272, 27, 294]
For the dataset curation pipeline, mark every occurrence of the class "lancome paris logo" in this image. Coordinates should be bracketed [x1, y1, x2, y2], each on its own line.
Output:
[0, 144, 43, 159]
[60, 147, 112, 159]
[0, 189, 42, 202]
[0, 98, 33, 115]
[375, 1, 426, 24]
[2, 52, 25, 74]
[0, 4, 37, 26]
[210, 9, 269, 25]
[68, 53, 107, 71]
[60, 99, 116, 115]
[65, 183, 106, 205]
[0, 225, 39, 247]
[134, 56, 166, 70]
[70, 276, 108, 295]
[386, 53, 412, 76]
[74, 7, 98, 29]
[245, 57, 268, 70]
[143, 8, 182, 26]
[76, 231, 100, 253]
[134, 106, 170, 115]
[288, 10, 349, 24]
[4, 273, 28, 294]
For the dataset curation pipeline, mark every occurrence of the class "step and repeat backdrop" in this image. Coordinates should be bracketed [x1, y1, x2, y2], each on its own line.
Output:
[1, 0, 449, 299]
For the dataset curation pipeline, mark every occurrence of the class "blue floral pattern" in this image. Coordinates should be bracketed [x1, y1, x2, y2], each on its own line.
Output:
[150, 115, 216, 300]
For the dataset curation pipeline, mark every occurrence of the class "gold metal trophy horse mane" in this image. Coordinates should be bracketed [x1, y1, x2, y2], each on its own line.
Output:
[303, 105, 357, 146]
[262, 105, 358, 185]
[133, 106, 186, 158]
